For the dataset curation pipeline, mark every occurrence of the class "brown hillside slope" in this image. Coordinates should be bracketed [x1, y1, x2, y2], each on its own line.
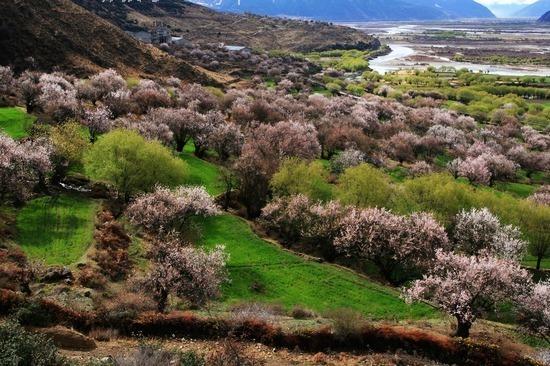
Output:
[73, 0, 380, 52]
[0, 0, 211, 82]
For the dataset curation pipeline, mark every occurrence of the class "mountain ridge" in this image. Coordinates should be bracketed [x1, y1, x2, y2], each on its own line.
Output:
[539, 10, 550, 21]
[0, 0, 210, 82]
[515, 0, 550, 17]
[72, 0, 381, 52]
[193, 0, 495, 21]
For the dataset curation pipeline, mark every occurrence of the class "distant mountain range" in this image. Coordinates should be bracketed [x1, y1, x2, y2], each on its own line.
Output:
[514, 0, 550, 18]
[485, 3, 527, 18]
[193, 0, 495, 21]
[539, 10, 550, 21]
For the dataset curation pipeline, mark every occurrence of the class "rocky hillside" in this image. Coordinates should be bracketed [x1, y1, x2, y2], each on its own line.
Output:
[195, 0, 494, 21]
[72, 0, 380, 52]
[0, 0, 210, 82]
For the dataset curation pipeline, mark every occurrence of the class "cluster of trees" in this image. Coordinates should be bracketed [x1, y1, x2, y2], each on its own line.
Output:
[361, 67, 550, 125]
[172, 42, 317, 87]
[261, 194, 548, 339]
[1, 67, 547, 210]
[0, 64, 547, 339]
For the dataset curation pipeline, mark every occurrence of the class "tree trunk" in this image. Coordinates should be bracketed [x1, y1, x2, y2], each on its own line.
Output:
[454, 319, 472, 338]
[537, 255, 542, 271]
[176, 140, 185, 153]
[156, 289, 168, 313]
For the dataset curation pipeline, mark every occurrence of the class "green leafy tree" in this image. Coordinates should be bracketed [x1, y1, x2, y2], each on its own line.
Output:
[50, 121, 90, 182]
[336, 164, 394, 209]
[84, 129, 187, 201]
[271, 158, 332, 201]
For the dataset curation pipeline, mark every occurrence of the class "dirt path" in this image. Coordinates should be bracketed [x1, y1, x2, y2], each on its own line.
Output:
[61, 337, 444, 365]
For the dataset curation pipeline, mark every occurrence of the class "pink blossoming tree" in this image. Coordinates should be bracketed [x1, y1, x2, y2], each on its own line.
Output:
[404, 249, 530, 338]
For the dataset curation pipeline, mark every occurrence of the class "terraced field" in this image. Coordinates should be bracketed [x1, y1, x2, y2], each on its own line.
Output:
[198, 214, 437, 319]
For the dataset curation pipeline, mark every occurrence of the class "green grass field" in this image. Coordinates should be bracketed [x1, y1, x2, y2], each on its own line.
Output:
[180, 144, 224, 196]
[523, 255, 550, 270]
[198, 214, 437, 320]
[493, 182, 537, 199]
[0, 107, 35, 139]
[16, 194, 99, 265]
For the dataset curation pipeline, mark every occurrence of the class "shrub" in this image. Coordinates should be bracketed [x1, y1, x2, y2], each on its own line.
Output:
[207, 339, 256, 366]
[77, 267, 107, 290]
[84, 129, 187, 202]
[101, 292, 156, 323]
[324, 308, 368, 339]
[88, 328, 119, 342]
[94, 249, 131, 281]
[291, 306, 316, 319]
[14, 301, 54, 327]
[0, 321, 64, 366]
[179, 351, 207, 366]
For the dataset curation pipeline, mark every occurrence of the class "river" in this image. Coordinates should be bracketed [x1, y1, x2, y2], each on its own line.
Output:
[369, 43, 550, 76]
[344, 21, 550, 77]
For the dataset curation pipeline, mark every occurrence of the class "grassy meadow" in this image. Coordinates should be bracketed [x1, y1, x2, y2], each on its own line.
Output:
[180, 144, 225, 196]
[0, 107, 35, 139]
[198, 214, 437, 320]
[16, 194, 99, 265]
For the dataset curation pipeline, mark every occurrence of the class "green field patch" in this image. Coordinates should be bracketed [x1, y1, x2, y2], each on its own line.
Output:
[198, 214, 436, 320]
[493, 182, 537, 199]
[0, 107, 36, 139]
[522, 255, 550, 270]
[16, 194, 99, 265]
[180, 144, 224, 196]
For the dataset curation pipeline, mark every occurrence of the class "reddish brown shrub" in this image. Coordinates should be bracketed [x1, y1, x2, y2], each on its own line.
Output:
[0, 289, 23, 313]
[78, 267, 107, 290]
[88, 327, 119, 342]
[0, 246, 31, 293]
[94, 249, 131, 281]
[94, 220, 131, 251]
[290, 306, 316, 319]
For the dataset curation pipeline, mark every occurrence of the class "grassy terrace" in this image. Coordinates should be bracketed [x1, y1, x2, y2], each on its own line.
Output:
[0, 107, 35, 139]
[16, 194, 99, 265]
[180, 144, 224, 196]
[198, 214, 437, 320]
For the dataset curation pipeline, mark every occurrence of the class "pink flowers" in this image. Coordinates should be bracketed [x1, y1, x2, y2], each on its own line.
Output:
[0, 134, 52, 203]
[335, 207, 449, 283]
[148, 236, 228, 312]
[453, 208, 526, 260]
[262, 195, 449, 282]
[82, 107, 112, 143]
[516, 280, 550, 343]
[404, 249, 530, 338]
[126, 185, 220, 235]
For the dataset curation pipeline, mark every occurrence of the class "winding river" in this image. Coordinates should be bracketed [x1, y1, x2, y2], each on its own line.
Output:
[369, 43, 550, 76]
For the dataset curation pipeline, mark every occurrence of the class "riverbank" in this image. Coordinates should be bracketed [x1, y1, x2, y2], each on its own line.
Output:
[345, 20, 550, 76]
